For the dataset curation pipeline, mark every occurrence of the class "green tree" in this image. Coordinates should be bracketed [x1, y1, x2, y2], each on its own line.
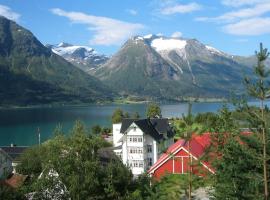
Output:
[244, 43, 270, 199]
[208, 106, 265, 199]
[17, 121, 134, 200]
[146, 103, 161, 118]
[101, 127, 111, 135]
[213, 134, 262, 200]
[92, 125, 102, 135]
[112, 108, 124, 123]
[0, 184, 25, 200]
[124, 112, 130, 118]
[128, 174, 151, 200]
[16, 146, 43, 178]
[132, 112, 140, 119]
[145, 174, 206, 200]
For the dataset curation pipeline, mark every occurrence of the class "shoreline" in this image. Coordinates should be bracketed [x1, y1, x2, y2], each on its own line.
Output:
[0, 98, 230, 110]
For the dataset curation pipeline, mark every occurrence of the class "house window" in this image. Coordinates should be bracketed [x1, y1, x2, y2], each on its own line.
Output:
[129, 147, 143, 154]
[127, 136, 143, 143]
[147, 145, 152, 153]
[130, 160, 144, 168]
[147, 158, 152, 166]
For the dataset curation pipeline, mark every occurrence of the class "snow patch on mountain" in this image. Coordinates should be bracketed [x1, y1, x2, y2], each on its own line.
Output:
[151, 38, 187, 52]
[48, 43, 109, 73]
[53, 45, 95, 57]
[205, 45, 224, 56]
[143, 34, 153, 39]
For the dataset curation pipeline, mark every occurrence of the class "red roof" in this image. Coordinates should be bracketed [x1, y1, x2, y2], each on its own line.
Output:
[148, 133, 214, 174]
[1, 174, 28, 189]
[150, 139, 185, 170]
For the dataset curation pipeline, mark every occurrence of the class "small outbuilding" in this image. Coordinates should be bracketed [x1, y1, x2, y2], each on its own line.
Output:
[148, 133, 215, 179]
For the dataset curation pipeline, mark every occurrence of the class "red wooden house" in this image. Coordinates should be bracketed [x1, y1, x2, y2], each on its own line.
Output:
[148, 133, 215, 179]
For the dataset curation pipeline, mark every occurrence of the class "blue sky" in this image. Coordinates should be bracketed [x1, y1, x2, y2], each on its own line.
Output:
[0, 0, 270, 56]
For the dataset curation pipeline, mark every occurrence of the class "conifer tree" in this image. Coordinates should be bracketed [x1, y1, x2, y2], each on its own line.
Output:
[244, 43, 270, 199]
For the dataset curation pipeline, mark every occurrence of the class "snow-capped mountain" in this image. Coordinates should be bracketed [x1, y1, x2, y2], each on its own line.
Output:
[94, 34, 252, 100]
[46, 43, 109, 73]
[142, 34, 226, 56]
[141, 35, 231, 84]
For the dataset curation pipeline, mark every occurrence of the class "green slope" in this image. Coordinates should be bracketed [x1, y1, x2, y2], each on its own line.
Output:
[95, 37, 252, 101]
[0, 16, 114, 106]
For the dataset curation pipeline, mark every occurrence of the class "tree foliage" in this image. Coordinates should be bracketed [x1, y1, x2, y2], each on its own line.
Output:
[0, 184, 25, 200]
[146, 103, 161, 118]
[92, 125, 102, 135]
[16, 121, 135, 200]
[243, 43, 270, 199]
[209, 83, 270, 199]
[112, 108, 124, 123]
[132, 112, 140, 119]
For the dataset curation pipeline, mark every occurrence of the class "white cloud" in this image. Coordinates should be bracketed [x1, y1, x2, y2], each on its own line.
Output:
[221, 0, 268, 7]
[196, 2, 270, 22]
[196, 0, 270, 36]
[0, 5, 20, 21]
[171, 31, 182, 38]
[126, 9, 137, 15]
[223, 17, 270, 35]
[161, 2, 202, 15]
[51, 8, 144, 45]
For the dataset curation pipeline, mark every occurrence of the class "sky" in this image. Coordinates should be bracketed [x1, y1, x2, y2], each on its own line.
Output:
[0, 0, 270, 56]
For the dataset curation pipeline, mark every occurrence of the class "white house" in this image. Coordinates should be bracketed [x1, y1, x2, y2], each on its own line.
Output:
[0, 145, 28, 173]
[0, 148, 13, 180]
[113, 118, 175, 176]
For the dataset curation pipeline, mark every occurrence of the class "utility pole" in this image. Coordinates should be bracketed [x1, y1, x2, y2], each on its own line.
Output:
[37, 127, 40, 146]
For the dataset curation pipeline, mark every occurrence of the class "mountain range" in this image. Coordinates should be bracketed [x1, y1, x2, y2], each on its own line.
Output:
[94, 34, 253, 101]
[46, 43, 109, 73]
[0, 16, 265, 105]
[0, 16, 114, 106]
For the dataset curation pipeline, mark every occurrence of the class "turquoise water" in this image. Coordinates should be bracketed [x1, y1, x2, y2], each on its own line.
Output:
[0, 101, 264, 146]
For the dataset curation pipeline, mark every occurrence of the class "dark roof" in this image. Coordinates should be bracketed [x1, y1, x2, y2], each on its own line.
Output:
[0, 146, 28, 161]
[120, 118, 175, 142]
[0, 148, 13, 161]
[97, 147, 120, 165]
[149, 118, 174, 138]
[120, 119, 137, 133]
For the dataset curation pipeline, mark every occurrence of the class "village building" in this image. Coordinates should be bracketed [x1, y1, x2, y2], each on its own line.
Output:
[0, 148, 13, 180]
[113, 118, 175, 176]
[148, 133, 215, 179]
[0, 145, 28, 173]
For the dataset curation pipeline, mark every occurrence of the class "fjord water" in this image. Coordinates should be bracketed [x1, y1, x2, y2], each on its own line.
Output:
[0, 102, 265, 146]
